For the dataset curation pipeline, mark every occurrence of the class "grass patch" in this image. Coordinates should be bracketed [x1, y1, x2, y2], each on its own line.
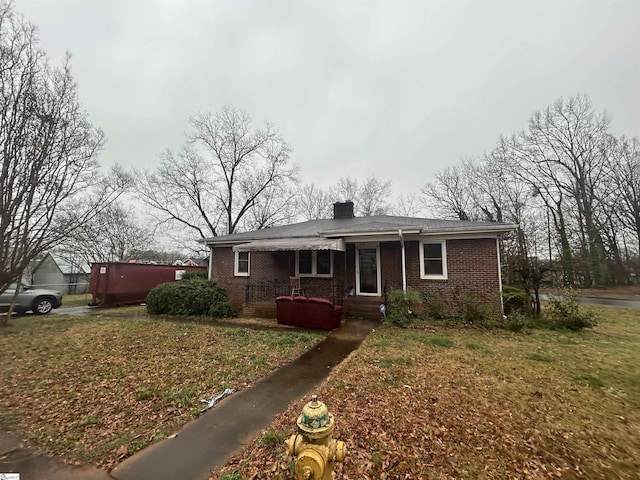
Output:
[219, 472, 241, 480]
[465, 342, 489, 353]
[373, 356, 414, 368]
[213, 306, 640, 480]
[260, 429, 288, 449]
[573, 374, 606, 388]
[526, 352, 554, 362]
[0, 315, 322, 468]
[61, 293, 93, 308]
[424, 336, 455, 348]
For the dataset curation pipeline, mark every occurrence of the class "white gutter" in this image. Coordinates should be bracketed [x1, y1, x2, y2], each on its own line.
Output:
[497, 237, 505, 315]
[399, 229, 407, 292]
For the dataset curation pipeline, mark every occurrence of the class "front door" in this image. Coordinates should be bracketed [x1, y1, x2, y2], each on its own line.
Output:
[356, 245, 380, 296]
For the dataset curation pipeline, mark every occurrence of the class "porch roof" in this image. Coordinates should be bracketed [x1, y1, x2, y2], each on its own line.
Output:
[232, 237, 346, 252]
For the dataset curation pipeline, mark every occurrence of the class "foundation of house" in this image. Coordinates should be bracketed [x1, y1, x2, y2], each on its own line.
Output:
[243, 296, 385, 321]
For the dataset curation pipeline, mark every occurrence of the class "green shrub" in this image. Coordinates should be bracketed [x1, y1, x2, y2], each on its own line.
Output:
[545, 289, 597, 331]
[385, 288, 423, 327]
[502, 285, 529, 315]
[459, 293, 491, 324]
[146, 277, 237, 318]
[423, 291, 447, 319]
[505, 312, 530, 332]
[181, 270, 208, 281]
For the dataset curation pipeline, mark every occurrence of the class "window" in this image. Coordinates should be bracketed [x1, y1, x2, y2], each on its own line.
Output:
[298, 251, 313, 275]
[419, 240, 447, 279]
[234, 251, 250, 276]
[295, 250, 333, 277]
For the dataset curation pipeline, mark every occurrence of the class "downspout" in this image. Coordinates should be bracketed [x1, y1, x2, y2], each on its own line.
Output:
[496, 237, 505, 316]
[399, 229, 407, 292]
[207, 246, 213, 280]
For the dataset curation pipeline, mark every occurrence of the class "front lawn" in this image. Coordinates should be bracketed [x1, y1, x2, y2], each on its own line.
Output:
[213, 305, 640, 479]
[0, 314, 323, 469]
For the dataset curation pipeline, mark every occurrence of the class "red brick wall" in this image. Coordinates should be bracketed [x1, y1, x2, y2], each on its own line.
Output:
[211, 247, 293, 309]
[401, 238, 501, 317]
[211, 237, 502, 317]
[211, 248, 348, 309]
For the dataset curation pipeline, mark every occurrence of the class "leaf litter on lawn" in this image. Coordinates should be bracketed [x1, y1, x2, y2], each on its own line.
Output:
[0, 314, 323, 469]
[212, 311, 640, 479]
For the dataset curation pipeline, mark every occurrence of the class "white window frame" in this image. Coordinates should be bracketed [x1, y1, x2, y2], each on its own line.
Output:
[295, 250, 333, 277]
[419, 240, 448, 280]
[234, 251, 250, 276]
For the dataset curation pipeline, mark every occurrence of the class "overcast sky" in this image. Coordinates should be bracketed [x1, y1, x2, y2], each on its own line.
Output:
[14, 0, 640, 195]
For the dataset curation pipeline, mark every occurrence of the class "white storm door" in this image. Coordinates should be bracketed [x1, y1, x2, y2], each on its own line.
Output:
[356, 245, 380, 296]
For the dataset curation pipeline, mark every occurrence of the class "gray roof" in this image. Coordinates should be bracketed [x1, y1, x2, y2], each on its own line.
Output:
[202, 215, 516, 245]
[49, 254, 91, 274]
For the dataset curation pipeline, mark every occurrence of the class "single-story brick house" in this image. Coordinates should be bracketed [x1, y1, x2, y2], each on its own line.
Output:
[201, 201, 516, 318]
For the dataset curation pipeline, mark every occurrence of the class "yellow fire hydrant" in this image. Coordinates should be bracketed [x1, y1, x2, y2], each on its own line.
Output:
[286, 394, 346, 480]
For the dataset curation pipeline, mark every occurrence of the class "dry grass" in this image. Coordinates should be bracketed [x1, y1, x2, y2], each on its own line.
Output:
[0, 314, 323, 469]
[212, 305, 640, 479]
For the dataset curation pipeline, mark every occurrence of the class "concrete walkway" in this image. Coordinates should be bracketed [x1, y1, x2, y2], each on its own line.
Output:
[0, 318, 378, 480]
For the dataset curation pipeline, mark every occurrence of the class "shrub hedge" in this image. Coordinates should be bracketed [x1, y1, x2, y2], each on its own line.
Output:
[146, 277, 237, 318]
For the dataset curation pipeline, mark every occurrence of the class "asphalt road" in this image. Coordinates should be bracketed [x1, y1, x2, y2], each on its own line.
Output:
[574, 296, 640, 309]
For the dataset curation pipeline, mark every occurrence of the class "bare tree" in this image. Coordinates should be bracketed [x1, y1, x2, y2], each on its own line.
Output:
[295, 183, 333, 220]
[507, 95, 611, 286]
[57, 201, 150, 265]
[391, 192, 424, 217]
[610, 136, 640, 254]
[331, 175, 393, 216]
[0, 3, 128, 319]
[136, 107, 298, 238]
[420, 165, 476, 220]
[241, 182, 298, 230]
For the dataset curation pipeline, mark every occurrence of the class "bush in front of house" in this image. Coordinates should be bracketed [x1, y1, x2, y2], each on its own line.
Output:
[422, 291, 447, 319]
[502, 285, 529, 315]
[146, 277, 237, 318]
[385, 288, 423, 327]
[458, 292, 493, 325]
[544, 289, 597, 331]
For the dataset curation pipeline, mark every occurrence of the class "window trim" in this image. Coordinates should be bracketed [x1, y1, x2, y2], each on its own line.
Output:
[234, 251, 250, 276]
[295, 250, 333, 278]
[419, 240, 448, 280]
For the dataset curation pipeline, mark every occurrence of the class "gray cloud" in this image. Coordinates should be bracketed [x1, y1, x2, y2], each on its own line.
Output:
[15, 0, 640, 193]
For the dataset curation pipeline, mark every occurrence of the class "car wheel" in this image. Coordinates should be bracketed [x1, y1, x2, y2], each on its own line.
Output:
[33, 297, 54, 315]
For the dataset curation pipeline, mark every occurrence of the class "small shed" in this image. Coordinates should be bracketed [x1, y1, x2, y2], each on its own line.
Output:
[32, 253, 90, 294]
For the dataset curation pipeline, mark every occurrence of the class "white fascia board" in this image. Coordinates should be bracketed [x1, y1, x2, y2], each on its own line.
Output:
[418, 226, 516, 238]
[203, 241, 243, 248]
[323, 229, 421, 239]
[418, 232, 500, 240]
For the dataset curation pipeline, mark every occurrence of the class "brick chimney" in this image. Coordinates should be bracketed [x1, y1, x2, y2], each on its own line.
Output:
[333, 200, 354, 219]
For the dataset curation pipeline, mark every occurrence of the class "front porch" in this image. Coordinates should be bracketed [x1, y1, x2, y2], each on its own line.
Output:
[242, 280, 386, 320]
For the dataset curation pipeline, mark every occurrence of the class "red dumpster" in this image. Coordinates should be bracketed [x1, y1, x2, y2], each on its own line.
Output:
[88, 263, 207, 307]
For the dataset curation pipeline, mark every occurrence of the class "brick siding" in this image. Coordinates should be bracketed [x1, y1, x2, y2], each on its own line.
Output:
[211, 237, 502, 318]
[402, 239, 501, 317]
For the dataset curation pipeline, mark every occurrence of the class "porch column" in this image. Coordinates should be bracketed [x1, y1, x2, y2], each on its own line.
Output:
[399, 229, 407, 292]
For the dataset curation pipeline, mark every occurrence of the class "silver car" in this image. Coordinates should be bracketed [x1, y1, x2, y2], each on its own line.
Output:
[0, 283, 63, 315]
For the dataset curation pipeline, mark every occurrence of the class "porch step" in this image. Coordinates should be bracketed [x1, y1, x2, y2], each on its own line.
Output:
[342, 296, 385, 320]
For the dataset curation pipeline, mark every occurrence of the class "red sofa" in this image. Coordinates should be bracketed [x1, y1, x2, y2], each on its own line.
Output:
[275, 296, 344, 330]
